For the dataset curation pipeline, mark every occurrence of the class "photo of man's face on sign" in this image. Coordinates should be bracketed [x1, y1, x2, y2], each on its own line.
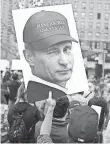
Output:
[12, 4, 88, 102]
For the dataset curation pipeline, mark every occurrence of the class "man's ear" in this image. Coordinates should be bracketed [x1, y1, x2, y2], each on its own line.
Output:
[23, 49, 34, 66]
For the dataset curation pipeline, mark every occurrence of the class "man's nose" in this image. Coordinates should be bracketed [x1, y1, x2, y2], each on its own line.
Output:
[58, 52, 68, 66]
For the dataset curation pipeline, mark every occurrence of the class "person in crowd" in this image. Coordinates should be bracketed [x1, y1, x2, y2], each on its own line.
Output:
[88, 93, 109, 134]
[35, 95, 69, 143]
[17, 70, 24, 83]
[103, 116, 110, 143]
[1, 92, 7, 104]
[0, 70, 3, 83]
[2, 69, 11, 104]
[8, 73, 21, 108]
[69, 92, 88, 106]
[103, 84, 110, 102]
[50, 95, 69, 143]
[2, 68, 11, 83]
[83, 80, 99, 103]
[7, 82, 43, 143]
[68, 105, 99, 143]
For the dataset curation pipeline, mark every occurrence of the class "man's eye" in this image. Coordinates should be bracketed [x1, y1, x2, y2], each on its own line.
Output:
[64, 47, 72, 53]
[48, 50, 59, 55]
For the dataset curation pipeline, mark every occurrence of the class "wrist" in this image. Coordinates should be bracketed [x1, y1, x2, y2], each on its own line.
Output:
[46, 106, 54, 113]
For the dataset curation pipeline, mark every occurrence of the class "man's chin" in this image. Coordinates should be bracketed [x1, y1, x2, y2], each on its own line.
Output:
[54, 76, 71, 88]
[61, 72, 72, 80]
[56, 75, 72, 83]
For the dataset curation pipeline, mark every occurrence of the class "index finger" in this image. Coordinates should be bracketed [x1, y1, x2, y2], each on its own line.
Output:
[48, 91, 52, 100]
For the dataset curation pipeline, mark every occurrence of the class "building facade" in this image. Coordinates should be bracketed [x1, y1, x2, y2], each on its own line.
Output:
[1, 0, 20, 60]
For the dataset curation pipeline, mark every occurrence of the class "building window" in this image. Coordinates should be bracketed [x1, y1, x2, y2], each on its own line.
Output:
[105, 13, 109, 20]
[81, 12, 86, 19]
[96, 32, 100, 37]
[97, 3, 102, 10]
[88, 22, 93, 28]
[80, 31, 84, 38]
[74, 12, 78, 19]
[96, 42, 100, 49]
[82, 2, 86, 9]
[89, 12, 93, 19]
[96, 22, 101, 29]
[103, 43, 109, 50]
[95, 42, 98, 49]
[104, 23, 109, 30]
[95, 42, 97, 49]
[88, 32, 92, 36]
[92, 42, 95, 49]
[104, 33, 108, 38]
[105, 4, 110, 10]
[90, 42, 96, 49]
[104, 43, 106, 49]
[74, 2, 78, 9]
[97, 13, 101, 19]
[90, 2, 94, 9]
[80, 22, 85, 28]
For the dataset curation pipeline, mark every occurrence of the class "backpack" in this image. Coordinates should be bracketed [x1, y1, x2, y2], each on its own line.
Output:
[68, 105, 99, 143]
[7, 107, 33, 143]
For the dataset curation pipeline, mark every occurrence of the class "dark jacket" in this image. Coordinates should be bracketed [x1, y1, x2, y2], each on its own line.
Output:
[35, 119, 69, 143]
[50, 118, 69, 143]
[8, 102, 42, 143]
[8, 80, 20, 101]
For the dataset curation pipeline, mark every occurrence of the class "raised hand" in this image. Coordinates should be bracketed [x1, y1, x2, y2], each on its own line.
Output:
[46, 91, 56, 108]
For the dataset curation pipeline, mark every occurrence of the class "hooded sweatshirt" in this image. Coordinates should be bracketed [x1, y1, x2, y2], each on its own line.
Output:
[50, 118, 69, 143]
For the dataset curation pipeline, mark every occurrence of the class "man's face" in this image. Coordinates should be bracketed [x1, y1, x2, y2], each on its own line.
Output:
[31, 41, 74, 86]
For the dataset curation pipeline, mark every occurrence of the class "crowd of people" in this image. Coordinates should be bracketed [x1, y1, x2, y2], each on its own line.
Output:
[1, 68, 110, 143]
[1, 68, 23, 107]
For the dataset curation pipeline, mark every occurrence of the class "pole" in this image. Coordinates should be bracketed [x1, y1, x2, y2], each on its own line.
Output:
[102, 50, 105, 78]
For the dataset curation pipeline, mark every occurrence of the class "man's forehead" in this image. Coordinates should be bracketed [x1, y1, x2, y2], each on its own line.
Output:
[28, 40, 72, 53]
[48, 41, 72, 49]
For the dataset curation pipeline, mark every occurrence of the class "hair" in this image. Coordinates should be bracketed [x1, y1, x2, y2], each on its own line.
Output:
[3, 71, 11, 82]
[15, 82, 27, 103]
[12, 73, 18, 80]
[53, 96, 69, 119]
[24, 43, 36, 54]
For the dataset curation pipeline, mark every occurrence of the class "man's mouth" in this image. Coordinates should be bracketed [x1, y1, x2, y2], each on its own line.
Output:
[57, 69, 71, 74]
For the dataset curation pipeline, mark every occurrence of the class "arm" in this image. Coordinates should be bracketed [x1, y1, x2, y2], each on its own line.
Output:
[37, 91, 56, 143]
[86, 92, 95, 102]
[40, 91, 56, 135]
[40, 106, 54, 135]
[70, 94, 88, 105]
[37, 106, 55, 143]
